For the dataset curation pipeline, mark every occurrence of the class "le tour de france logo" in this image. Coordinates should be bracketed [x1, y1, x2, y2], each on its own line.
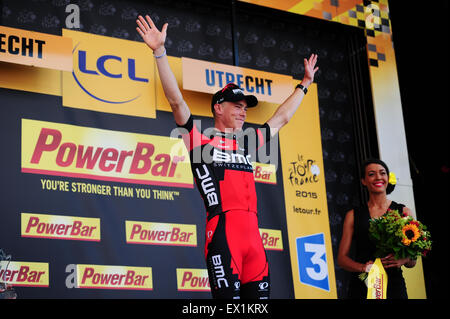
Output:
[62, 29, 156, 119]
[288, 154, 320, 199]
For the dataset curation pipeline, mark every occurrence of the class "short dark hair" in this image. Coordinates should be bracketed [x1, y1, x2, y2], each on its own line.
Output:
[361, 158, 395, 194]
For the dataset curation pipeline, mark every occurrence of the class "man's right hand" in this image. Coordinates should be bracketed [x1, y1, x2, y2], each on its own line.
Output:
[136, 15, 168, 55]
[135, 14, 190, 126]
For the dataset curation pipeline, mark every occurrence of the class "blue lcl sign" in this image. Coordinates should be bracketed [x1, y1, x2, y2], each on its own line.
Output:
[296, 233, 330, 291]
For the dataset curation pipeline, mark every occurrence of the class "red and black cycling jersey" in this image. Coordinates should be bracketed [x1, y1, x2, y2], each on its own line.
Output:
[177, 115, 271, 220]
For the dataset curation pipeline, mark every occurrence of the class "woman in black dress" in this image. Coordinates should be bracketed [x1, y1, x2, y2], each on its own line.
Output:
[337, 159, 417, 299]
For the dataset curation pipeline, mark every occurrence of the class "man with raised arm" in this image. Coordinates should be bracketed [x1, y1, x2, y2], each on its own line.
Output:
[136, 14, 318, 299]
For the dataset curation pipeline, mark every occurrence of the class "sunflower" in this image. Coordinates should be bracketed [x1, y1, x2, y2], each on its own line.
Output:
[402, 223, 420, 246]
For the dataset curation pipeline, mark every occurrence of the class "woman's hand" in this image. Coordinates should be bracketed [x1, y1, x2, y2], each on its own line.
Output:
[380, 254, 415, 268]
[363, 260, 374, 272]
[136, 15, 168, 55]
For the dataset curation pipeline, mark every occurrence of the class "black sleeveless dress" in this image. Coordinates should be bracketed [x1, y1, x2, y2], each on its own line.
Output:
[347, 201, 408, 299]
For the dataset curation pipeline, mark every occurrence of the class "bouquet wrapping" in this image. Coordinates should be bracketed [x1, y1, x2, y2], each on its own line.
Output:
[366, 258, 387, 299]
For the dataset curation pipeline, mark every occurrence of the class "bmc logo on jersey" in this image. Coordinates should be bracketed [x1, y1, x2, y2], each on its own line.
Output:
[212, 149, 252, 166]
[296, 233, 330, 291]
[62, 29, 156, 118]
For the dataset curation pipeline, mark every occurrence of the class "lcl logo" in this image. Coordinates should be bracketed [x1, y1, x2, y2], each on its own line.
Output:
[77, 50, 147, 82]
[62, 29, 156, 118]
[72, 43, 148, 104]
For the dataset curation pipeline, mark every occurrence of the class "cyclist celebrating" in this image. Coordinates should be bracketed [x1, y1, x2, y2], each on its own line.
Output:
[136, 14, 318, 299]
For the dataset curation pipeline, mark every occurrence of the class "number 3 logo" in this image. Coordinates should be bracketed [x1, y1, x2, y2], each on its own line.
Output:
[296, 233, 330, 291]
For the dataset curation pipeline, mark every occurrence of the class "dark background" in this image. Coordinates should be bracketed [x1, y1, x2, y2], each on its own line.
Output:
[389, 0, 449, 299]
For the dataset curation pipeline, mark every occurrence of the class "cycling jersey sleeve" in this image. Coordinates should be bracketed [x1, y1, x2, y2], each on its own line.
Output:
[176, 115, 208, 152]
[176, 114, 194, 131]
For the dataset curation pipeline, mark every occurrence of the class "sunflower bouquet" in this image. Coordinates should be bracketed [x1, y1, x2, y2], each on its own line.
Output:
[368, 209, 432, 260]
[358, 209, 432, 297]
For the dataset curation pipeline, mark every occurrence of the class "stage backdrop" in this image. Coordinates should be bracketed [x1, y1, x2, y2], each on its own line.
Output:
[0, 0, 400, 298]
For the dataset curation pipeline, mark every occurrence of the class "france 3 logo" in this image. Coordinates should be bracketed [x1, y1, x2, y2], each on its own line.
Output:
[296, 233, 330, 291]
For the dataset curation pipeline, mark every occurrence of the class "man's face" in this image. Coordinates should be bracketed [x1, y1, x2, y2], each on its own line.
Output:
[217, 100, 248, 131]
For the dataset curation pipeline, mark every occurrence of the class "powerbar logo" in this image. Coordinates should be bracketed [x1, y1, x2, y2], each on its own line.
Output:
[368, 274, 385, 299]
[65, 264, 152, 290]
[259, 228, 283, 251]
[374, 276, 384, 299]
[176, 268, 210, 291]
[21, 119, 192, 188]
[126, 221, 197, 247]
[21, 212, 100, 241]
[253, 162, 277, 184]
[0, 261, 49, 287]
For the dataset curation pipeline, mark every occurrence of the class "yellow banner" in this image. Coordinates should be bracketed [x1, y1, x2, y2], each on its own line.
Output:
[182, 57, 293, 104]
[154, 56, 280, 124]
[176, 268, 210, 291]
[62, 29, 156, 118]
[0, 261, 49, 287]
[21, 119, 193, 188]
[0, 25, 72, 71]
[76, 264, 152, 290]
[279, 83, 337, 298]
[21, 212, 100, 241]
[126, 221, 197, 246]
[259, 228, 283, 250]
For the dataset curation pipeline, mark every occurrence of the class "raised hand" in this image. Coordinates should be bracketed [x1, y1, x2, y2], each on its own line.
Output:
[302, 53, 319, 86]
[136, 15, 168, 55]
